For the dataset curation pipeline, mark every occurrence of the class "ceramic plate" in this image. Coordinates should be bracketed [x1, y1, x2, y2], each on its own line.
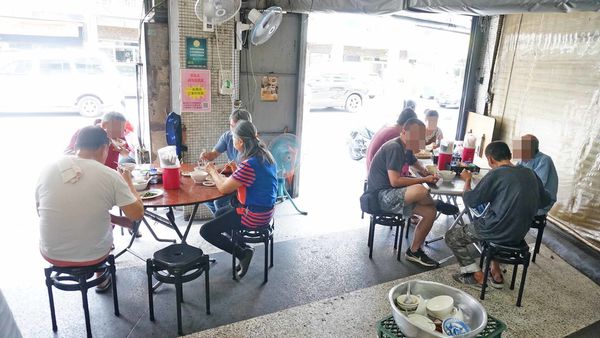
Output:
[140, 189, 164, 200]
[202, 181, 216, 187]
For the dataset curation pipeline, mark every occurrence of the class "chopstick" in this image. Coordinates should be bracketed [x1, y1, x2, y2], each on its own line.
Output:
[219, 160, 234, 174]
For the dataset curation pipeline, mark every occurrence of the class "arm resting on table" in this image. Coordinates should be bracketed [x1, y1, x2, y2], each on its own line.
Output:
[388, 170, 429, 188]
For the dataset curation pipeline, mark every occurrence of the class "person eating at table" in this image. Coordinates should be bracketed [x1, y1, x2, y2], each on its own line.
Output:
[446, 141, 550, 288]
[199, 109, 253, 216]
[513, 134, 558, 216]
[200, 120, 277, 279]
[36, 126, 144, 292]
[65, 112, 132, 169]
[366, 107, 417, 170]
[365, 118, 458, 268]
[65, 111, 140, 236]
[423, 109, 444, 149]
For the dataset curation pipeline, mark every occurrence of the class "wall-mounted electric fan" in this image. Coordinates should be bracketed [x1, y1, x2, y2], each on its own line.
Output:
[195, 0, 241, 31]
[236, 6, 283, 49]
[269, 133, 307, 215]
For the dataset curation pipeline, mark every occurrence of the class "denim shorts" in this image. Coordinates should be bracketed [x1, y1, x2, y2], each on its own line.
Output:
[378, 187, 414, 217]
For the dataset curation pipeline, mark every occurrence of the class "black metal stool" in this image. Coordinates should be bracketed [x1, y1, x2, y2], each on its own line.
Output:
[231, 222, 274, 284]
[44, 255, 119, 338]
[367, 213, 406, 261]
[146, 243, 210, 336]
[361, 179, 368, 219]
[530, 215, 547, 263]
[479, 240, 531, 306]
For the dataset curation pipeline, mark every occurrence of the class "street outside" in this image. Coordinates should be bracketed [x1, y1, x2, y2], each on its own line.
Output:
[299, 95, 460, 217]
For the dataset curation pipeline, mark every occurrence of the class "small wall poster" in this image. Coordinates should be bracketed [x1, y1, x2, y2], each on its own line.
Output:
[260, 75, 279, 101]
[181, 69, 211, 112]
[185, 37, 207, 69]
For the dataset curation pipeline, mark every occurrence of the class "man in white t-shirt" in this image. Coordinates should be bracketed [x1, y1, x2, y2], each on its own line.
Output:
[36, 126, 144, 292]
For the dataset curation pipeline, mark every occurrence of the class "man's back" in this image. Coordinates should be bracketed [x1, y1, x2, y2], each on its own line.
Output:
[464, 165, 545, 244]
[36, 156, 136, 262]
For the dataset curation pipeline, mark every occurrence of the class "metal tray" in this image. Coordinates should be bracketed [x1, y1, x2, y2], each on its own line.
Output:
[388, 280, 487, 338]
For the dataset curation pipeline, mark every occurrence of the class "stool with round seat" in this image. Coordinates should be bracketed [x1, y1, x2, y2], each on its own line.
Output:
[231, 222, 274, 284]
[44, 254, 119, 338]
[479, 240, 531, 307]
[146, 243, 210, 336]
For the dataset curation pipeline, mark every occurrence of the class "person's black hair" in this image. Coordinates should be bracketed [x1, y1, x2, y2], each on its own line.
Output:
[402, 117, 426, 131]
[425, 110, 439, 118]
[485, 141, 512, 161]
[75, 126, 110, 150]
[396, 108, 417, 126]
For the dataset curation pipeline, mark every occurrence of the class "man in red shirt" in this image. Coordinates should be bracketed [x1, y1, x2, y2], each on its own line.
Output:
[66, 112, 131, 169]
[366, 108, 418, 170]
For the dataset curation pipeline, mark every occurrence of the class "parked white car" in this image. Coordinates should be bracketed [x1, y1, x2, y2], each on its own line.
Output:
[0, 49, 125, 117]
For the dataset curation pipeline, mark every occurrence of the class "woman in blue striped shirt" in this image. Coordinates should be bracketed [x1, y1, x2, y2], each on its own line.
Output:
[201, 120, 277, 278]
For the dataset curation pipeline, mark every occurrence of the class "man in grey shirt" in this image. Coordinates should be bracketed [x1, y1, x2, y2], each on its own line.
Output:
[367, 118, 457, 268]
[446, 141, 550, 288]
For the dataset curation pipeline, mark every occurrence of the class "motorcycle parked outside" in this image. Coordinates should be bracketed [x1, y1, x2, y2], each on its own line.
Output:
[346, 126, 375, 160]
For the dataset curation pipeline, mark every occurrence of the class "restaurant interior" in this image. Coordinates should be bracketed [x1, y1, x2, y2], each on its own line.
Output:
[2, 1, 600, 337]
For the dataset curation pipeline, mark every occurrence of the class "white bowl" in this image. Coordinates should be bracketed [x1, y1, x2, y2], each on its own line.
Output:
[438, 170, 455, 182]
[425, 165, 438, 175]
[191, 169, 208, 183]
[426, 295, 454, 319]
[119, 163, 137, 171]
[132, 179, 149, 191]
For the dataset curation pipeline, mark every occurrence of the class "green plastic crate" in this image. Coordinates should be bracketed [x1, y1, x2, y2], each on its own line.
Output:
[377, 314, 507, 338]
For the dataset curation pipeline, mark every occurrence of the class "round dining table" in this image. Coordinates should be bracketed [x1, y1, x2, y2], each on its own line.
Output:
[116, 163, 226, 260]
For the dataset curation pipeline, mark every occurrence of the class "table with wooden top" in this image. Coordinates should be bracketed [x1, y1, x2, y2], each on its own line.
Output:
[116, 163, 225, 260]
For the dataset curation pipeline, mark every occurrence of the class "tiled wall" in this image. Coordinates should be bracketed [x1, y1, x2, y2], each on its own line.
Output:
[177, 0, 239, 218]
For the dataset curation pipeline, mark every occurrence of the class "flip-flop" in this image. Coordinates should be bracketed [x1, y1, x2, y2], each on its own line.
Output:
[488, 275, 504, 289]
[95, 276, 112, 293]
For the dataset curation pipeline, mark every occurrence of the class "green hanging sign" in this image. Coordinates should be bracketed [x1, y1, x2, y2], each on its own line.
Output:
[185, 37, 207, 69]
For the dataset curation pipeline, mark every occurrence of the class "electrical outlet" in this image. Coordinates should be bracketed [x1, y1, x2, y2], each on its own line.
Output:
[219, 69, 233, 95]
[203, 18, 214, 32]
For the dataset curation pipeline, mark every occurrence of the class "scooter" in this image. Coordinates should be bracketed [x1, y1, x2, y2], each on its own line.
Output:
[347, 126, 375, 160]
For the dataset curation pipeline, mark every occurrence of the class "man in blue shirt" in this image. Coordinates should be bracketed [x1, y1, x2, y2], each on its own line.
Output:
[515, 134, 558, 215]
[200, 109, 252, 216]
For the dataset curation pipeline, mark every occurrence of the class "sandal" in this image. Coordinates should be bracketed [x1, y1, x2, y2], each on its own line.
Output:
[488, 275, 504, 289]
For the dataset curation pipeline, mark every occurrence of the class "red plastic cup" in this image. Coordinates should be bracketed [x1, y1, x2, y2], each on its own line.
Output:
[462, 147, 475, 163]
[162, 167, 180, 190]
[437, 152, 452, 170]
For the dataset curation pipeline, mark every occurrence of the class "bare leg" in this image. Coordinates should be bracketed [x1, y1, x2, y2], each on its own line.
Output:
[491, 260, 504, 281]
[403, 185, 437, 251]
[410, 204, 436, 251]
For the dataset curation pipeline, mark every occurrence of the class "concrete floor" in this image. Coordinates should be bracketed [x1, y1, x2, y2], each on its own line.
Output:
[2, 112, 600, 337]
[188, 244, 600, 338]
